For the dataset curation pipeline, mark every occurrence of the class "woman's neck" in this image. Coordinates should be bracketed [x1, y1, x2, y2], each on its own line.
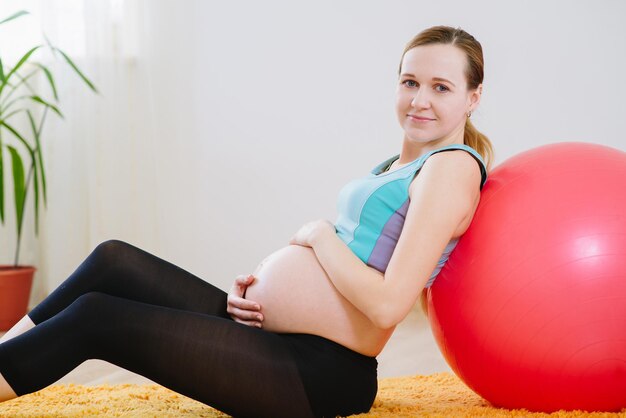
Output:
[398, 125, 466, 164]
[396, 138, 464, 165]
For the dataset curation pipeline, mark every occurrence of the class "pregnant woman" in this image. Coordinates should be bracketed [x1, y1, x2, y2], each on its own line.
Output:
[0, 25, 493, 418]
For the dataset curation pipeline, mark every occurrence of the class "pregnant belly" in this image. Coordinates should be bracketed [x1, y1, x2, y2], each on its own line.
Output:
[244, 245, 393, 356]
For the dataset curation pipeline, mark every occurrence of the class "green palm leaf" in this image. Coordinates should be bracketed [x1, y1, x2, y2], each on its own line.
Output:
[7, 145, 26, 237]
[32, 155, 40, 234]
[2, 95, 32, 114]
[43, 33, 58, 58]
[1, 107, 27, 121]
[33, 63, 59, 101]
[30, 95, 63, 118]
[0, 45, 42, 96]
[4, 46, 41, 83]
[0, 10, 29, 26]
[28, 109, 46, 216]
[1, 120, 35, 153]
[27, 111, 40, 233]
[56, 48, 98, 93]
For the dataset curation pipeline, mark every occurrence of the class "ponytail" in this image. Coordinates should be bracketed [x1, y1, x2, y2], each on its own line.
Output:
[464, 118, 494, 171]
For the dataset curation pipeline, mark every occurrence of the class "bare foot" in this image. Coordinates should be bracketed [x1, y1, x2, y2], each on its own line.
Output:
[0, 372, 17, 403]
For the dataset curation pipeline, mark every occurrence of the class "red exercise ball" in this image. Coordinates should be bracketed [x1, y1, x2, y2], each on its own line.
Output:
[427, 142, 626, 412]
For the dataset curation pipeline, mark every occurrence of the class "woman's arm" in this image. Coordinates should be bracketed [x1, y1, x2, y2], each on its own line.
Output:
[297, 151, 481, 329]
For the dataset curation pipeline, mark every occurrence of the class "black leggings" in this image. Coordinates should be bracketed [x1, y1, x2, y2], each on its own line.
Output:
[0, 240, 377, 418]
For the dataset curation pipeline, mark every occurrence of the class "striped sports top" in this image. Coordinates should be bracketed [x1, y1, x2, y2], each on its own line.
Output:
[333, 144, 488, 288]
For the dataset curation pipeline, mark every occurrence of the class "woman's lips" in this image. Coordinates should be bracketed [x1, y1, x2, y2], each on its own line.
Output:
[407, 114, 434, 122]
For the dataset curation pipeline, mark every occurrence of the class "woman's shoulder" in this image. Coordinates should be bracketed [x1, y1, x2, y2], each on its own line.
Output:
[410, 149, 484, 197]
[423, 148, 481, 172]
[421, 145, 488, 189]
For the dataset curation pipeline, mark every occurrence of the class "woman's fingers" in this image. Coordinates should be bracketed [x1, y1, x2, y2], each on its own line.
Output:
[228, 302, 263, 328]
[229, 305, 264, 322]
[227, 274, 263, 327]
[235, 274, 255, 286]
[230, 274, 257, 296]
[233, 318, 263, 328]
[227, 299, 263, 319]
[229, 296, 261, 312]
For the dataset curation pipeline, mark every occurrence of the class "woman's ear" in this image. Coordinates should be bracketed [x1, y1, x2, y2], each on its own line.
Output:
[469, 84, 482, 109]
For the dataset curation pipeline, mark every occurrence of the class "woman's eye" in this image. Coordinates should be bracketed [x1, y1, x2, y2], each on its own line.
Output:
[402, 80, 448, 91]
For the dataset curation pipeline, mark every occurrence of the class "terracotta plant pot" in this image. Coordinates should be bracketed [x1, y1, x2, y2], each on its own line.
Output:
[0, 265, 35, 331]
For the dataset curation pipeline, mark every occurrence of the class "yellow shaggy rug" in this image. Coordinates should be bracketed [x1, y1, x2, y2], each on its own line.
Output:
[0, 372, 624, 417]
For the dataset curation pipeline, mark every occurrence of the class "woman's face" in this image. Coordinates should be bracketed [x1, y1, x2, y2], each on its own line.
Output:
[395, 44, 481, 147]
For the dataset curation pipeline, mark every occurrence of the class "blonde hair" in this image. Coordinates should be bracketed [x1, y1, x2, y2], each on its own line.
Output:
[399, 25, 495, 171]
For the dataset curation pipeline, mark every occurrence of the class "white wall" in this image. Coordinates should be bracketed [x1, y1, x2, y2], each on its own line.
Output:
[0, 0, 624, 303]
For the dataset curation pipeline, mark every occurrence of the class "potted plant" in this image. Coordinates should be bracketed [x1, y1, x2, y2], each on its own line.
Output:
[0, 10, 97, 330]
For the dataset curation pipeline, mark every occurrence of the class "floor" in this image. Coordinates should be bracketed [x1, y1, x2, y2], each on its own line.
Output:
[1, 307, 451, 386]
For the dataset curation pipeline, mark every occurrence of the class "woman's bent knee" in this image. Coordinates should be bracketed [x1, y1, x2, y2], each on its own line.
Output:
[93, 239, 133, 260]
[90, 240, 144, 275]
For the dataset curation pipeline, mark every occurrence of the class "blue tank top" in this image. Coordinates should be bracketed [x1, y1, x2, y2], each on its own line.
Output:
[333, 144, 488, 288]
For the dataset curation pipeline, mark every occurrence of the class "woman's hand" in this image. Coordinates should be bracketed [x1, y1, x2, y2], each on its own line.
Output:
[289, 219, 336, 247]
[227, 274, 264, 328]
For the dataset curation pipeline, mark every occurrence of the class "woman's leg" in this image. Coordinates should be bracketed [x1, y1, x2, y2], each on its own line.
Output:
[1, 239, 229, 345]
[0, 292, 314, 418]
[28, 239, 231, 324]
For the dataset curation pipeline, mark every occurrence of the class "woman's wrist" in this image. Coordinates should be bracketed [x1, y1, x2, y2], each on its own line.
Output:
[310, 221, 336, 247]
